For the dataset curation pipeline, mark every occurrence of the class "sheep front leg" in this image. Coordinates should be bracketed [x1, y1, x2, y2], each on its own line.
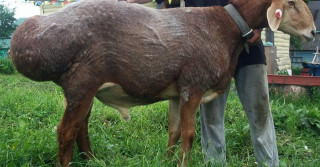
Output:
[179, 93, 202, 166]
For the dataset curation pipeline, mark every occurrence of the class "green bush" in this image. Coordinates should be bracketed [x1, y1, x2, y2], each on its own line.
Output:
[270, 90, 320, 135]
[0, 57, 15, 74]
[277, 69, 289, 75]
[310, 86, 320, 103]
[278, 68, 303, 76]
[292, 67, 303, 76]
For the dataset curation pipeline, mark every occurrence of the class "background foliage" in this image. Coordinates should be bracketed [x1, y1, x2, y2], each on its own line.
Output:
[0, 4, 17, 40]
[0, 58, 15, 74]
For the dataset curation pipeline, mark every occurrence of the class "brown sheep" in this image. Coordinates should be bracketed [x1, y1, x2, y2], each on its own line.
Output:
[10, 0, 315, 166]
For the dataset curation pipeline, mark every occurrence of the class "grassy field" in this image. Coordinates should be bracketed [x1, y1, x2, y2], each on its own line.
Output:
[0, 74, 319, 167]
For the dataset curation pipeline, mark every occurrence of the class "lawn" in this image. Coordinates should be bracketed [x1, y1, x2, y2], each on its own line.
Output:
[0, 74, 319, 167]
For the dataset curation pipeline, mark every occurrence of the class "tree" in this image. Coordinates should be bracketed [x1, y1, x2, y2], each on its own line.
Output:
[0, 4, 17, 39]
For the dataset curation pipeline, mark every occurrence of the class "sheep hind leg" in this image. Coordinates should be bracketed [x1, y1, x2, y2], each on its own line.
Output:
[57, 92, 96, 167]
[166, 98, 181, 157]
[63, 92, 94, 159]
[57, 74, 102, 167]
[62, 96, 95, 155]
[76, 102, 94, 160]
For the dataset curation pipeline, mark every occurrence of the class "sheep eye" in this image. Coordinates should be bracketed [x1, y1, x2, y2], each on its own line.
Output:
[288, 0, 295, 6]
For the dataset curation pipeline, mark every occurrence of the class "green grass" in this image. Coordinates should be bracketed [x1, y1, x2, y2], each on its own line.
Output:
[1, 74, 319, 167]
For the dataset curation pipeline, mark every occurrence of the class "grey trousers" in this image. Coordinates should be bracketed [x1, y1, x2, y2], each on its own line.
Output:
[200, 64, 279, 166]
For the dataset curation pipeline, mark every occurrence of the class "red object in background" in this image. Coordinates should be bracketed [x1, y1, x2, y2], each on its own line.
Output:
[268, 75, 320, 86]
[301, 68, 311, 76]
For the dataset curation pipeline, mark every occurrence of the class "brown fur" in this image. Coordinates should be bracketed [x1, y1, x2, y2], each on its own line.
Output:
[10, 0, 315, 166]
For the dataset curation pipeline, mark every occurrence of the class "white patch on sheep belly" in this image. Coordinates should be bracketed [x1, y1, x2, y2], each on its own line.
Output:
[96, 83, 133, 121]
[96, 82, 218, 120]
[157, 83, 179, 99]
[201, 90, 219, 103]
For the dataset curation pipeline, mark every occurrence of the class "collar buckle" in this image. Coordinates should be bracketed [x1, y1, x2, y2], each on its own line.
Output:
[242, 29, 254, 39]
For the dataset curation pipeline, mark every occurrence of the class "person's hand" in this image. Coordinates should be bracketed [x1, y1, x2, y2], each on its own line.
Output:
[247, 29, 262, 46]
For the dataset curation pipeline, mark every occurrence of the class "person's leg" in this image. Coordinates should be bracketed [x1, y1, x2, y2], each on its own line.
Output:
[200, 86, 230, 165]
[234, 64, 279, 166]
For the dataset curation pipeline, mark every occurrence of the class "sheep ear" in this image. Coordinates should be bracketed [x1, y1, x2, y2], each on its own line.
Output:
[267, 0, 283, 31]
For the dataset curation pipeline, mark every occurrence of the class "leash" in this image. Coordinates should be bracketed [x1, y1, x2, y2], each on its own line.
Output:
[224, 4, 254, 53]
